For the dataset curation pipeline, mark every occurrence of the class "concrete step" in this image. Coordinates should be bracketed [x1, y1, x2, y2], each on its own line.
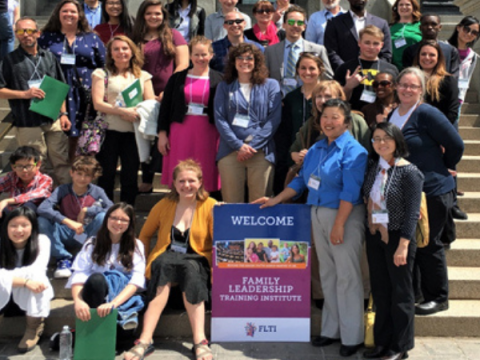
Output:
[459, 103, 480, 114]
[462, 140, 480, 156]
[464, 90, 478, 104]
[459, 114, 480, 127]
[459, 127, 480, 141]
[458, 156, 480, 173]
[446, 239, 480, 267]
[448, 267, 480, 299]
[457, 173, 480, 193]
[455, 213, 480, 239]
[457, 192, 480, 213]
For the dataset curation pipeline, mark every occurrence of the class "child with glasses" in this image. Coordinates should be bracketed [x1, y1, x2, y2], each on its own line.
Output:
[0, 146, 52, 225]
[37, 156, 113, 279]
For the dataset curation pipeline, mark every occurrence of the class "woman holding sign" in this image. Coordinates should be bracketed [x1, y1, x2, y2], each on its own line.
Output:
[124, 159, 215, 360]
[254, 99, 368, 358]
[91, 35, 155, 205]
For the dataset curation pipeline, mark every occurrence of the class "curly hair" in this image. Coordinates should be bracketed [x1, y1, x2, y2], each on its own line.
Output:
[105, 35, 144, 78]
[132, 0, 176, 59]
[167, 159, 209, 201]
[71, 155, 103, 178]
[223, 43, 268, 85]
[391, 0, 421, 23]
[42, 0, 92, 33]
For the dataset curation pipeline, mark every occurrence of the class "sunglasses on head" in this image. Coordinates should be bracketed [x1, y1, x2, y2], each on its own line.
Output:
[15, 28, 38, 36]
[286, 19, 305, 26]
[256, 8, 273, 14]
[224, 19, 245, 25]
[462, 25, 480, 37]
[372, 80, 393, 89]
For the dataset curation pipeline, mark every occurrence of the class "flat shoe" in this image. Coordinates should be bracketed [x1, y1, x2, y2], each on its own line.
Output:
[363, 345, 387, 358]
[340, 343, 362, 357]
[311, 336, 339, 347]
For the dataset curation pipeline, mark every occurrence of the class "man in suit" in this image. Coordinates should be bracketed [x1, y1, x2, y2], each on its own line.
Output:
[305, 0, 346, 46]
[324, 0, 392, 71]
[264, 5, 333, 97]
[402, 14, 459, 77]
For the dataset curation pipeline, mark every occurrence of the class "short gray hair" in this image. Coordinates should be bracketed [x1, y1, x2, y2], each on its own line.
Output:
[396, 67, 426, 98]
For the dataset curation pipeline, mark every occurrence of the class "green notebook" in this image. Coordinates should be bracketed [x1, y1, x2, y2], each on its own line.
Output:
[121, 78, 143, 108]
[29, 75, 70, 121]
[74, 309, 117, 360]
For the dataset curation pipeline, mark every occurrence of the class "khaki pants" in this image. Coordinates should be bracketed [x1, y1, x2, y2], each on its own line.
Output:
[15, 121, 70, 185]
[218, 150, 273, 203]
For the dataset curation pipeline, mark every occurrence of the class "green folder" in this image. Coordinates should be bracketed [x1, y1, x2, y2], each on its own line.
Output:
[74, 309, 117, 360]
[121, 79, 143, 107]
[29, 75, 70, 121]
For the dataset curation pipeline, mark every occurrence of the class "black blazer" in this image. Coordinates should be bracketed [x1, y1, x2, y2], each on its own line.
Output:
[157, 67, 224, 134]
[324, 12, 392, 71]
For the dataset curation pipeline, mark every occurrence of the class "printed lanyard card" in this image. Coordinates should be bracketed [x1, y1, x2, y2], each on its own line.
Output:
[372, 209, 389, 224]
[233, 113, 249, 128]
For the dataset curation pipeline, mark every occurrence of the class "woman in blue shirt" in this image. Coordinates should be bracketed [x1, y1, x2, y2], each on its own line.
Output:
[254, 99, 368, 358]
[214, 42, 281, 203]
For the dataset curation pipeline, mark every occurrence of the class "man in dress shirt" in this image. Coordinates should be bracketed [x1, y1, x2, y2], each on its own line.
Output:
[305, 0, 345, 45]
[264, 5, 333, 97]
[205, 0, 252, 41]
[211, 11, 264, 73]
[83, 0, 102, 29]
[324, 0, 392, 71]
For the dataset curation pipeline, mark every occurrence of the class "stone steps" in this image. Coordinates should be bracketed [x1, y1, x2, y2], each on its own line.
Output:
[445, 239, 480, 266]
[455, 213, 480, 239]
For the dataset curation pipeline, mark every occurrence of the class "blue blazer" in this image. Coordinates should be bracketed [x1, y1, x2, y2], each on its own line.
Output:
[324, 12, 392, 71]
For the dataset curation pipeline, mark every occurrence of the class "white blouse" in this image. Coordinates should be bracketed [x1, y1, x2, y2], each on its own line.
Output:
[67, 238, 146, 290]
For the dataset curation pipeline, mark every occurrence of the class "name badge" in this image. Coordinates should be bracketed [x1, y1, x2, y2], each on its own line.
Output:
[372, 210, 389, 224]
[187, 103, 205, 115]
[232, 113, 249, 128]
[394, 37, 407, 48]
[459, 79, 470, 90]
[60, 53, 76, 65]
[171, 242, 187, 254]
[28, 80, 42, 89]
[74, 232, 88, 244]
[308, 174, 321, 190]
[360, 89, 376, 103]
[128, 87, 138, 100]
[282, 78, 297, 87]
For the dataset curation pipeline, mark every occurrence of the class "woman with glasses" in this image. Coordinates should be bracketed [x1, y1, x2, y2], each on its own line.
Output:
[93, 0, 134, 44]
[390, 0, 422, 70]
[214, 42, 281, 203]
[244, 0, 285, 47]
[165, 0, 205, 43]
[68, 203, 146, 334]
[39, 0, 106, 162]
[125, 159, 216, 360]
[361, 71, 398, 129]
[362, 122, 423, 360]
[389, 67, 463, 316]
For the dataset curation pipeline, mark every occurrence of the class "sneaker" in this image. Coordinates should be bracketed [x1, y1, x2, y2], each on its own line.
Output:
[54, 259, 72, 279]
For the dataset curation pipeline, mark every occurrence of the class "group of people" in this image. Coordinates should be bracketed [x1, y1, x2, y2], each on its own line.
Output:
[0, 0, 477, 359]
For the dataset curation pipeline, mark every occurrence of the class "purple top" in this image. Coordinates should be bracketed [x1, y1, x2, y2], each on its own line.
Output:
[458, 47, 471, 63]
[142, 28, 187, 96]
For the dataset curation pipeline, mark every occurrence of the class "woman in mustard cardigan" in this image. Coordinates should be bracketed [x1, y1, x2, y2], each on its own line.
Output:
[124, 159, 215, 360]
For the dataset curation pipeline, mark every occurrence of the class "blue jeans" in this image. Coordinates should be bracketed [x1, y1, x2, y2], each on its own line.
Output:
[0, 12, 13, 61]
[38, 212, 106, 260]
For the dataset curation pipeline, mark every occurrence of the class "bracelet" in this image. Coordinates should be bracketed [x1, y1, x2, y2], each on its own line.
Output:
[24, 279, 29, 287]
[59, 112, 68, 117]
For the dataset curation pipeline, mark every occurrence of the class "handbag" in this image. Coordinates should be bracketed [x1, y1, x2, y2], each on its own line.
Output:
[76, 70, 109, 156]
[416, 192, 430, 248]
[364, 293, 375, 348]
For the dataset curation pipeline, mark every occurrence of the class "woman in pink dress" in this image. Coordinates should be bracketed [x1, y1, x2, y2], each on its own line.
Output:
[158, 36, 223, 194]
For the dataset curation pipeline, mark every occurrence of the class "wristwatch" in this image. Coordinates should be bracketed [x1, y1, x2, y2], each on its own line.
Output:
[59, 112, 68, 117]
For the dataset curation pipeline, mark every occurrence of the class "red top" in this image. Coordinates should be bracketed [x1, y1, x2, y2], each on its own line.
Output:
[93, 23, 125, 44]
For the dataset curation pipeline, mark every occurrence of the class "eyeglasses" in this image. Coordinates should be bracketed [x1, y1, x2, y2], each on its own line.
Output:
[286, 19, 305, 26]
[255, 8, 273, 14]
[372, 80, 393, 89]
[12, 163, 37, 171]
[224, 19, 244, 25]
[15, 29, 38, 36]
[105, 1, 122, 6]
[236, 56, 254, 62]
[397, 83, 422, 90]
[462, 25, 480, 37]
[371, 136, 394, 143]
[109, 216, 130, 224]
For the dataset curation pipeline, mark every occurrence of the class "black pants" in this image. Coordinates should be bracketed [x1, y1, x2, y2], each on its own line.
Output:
[366, 230, 416, 353]
[414, 191, 452, 303]
[0, 295, 25, 317]
[81, 273, 109, 308]
[96, 130, 139, 205]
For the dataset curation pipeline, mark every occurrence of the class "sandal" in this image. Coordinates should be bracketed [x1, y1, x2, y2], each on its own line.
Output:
[192, 339, 213, 360]
[124, 339, 154, 360]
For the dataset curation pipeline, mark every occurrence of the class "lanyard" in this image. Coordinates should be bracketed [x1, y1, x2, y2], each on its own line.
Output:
[235, 80, 251, 116]
[313, 143, 336, 178]
[109, 23, 121, 39]
[73, 191, 88, 212]
[63, 36, 76, 55]
[187, 75, 208, 106]
[377, 158, 398, 204]
[171, 207, 195, 244]
[26, 56, 43, 81]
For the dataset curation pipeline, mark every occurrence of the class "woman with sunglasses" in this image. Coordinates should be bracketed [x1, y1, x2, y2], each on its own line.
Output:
[93, 0, 134, 44]
[361, 72, 398, 129]
[448, 16, 480, 116]
[165, 0, 205, 43]
[244, 0, 285, 47]
[390, 0, 422, 70]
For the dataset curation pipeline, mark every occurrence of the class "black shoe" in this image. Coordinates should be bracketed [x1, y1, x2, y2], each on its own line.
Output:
[311, 336, 339, 347]
[452, 206, 468, 220]
[415, 300, 449, 315]
[314, 299, 324, 309]
[364, 345, 387, 358]
[381, 352, 408, 360]
[340, 343, 362, 357]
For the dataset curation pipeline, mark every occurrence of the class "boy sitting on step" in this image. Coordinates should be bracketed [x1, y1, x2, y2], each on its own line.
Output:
[37, 156, 113, 279]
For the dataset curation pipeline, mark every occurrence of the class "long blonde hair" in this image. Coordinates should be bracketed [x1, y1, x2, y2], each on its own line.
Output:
[105, 35, 144, 78]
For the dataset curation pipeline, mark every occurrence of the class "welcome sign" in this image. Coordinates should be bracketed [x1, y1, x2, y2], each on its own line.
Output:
[212, 204, 311, 342]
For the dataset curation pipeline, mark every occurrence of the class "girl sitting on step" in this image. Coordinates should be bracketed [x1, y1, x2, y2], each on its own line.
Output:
[0, 207, 54, 353]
